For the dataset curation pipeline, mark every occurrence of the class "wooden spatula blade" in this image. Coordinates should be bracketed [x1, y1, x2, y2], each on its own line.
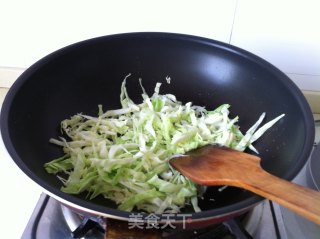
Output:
[169, 145, 261, 186]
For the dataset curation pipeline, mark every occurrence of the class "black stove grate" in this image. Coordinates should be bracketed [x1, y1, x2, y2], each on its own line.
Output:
[22, 194, 281, 239]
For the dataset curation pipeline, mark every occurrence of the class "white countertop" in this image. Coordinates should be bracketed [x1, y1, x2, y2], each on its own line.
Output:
[0, 88, 42, 239]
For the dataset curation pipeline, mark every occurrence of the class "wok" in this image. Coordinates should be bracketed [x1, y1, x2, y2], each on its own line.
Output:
[0, 32, 315, 226]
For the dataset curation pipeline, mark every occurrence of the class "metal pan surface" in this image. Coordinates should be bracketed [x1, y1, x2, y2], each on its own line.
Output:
[0, 32, 315, 224]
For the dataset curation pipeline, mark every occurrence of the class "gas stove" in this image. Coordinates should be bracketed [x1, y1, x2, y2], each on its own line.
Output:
[22, 193, 280, 239]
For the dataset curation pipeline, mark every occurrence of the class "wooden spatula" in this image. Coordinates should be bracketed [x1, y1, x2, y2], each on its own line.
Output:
[169, 145, 320, 225]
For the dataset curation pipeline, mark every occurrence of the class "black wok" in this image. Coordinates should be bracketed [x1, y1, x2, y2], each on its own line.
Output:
[0, 32, 314, 226]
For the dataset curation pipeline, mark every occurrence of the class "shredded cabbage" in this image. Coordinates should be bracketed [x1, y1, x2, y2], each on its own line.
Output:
[44, 75, 285, 214]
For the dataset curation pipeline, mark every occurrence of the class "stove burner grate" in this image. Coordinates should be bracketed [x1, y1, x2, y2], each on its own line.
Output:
[61, 204, 255, 239]
[23, 194, 281, 239]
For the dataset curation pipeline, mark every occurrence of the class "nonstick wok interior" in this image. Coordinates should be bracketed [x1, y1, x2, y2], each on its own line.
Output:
[0, 32, 314, 221]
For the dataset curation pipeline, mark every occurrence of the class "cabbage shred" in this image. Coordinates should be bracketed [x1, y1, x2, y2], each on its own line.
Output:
[45, 76, 284, 214]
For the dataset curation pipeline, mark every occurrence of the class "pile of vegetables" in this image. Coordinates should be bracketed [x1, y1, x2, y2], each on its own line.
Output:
[45, 75, 284, 213]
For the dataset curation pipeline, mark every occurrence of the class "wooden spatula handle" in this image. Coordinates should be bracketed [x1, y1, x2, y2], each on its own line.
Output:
[238, 168, 320, 225]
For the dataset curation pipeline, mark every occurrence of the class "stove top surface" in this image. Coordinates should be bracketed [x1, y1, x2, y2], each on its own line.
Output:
[22, 193, 283, 239]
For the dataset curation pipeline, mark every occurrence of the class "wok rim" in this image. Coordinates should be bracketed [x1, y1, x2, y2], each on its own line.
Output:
[0, 32, 315, 222]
